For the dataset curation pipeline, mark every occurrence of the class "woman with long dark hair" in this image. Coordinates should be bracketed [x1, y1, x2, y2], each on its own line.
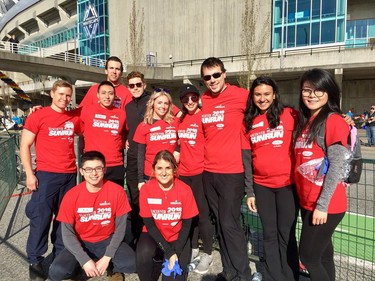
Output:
[294, 68, 350, 281]
[244, 76, 299, 281]
[136, 150, 198, 281]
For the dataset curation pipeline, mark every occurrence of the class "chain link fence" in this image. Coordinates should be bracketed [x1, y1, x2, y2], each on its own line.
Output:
[0, 135, 17, 220]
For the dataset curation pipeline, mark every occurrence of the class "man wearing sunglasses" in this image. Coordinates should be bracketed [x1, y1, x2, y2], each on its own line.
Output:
[200, 57, 252, 281]
[80, 56, 132, 110]
[125, 71, 150, 247]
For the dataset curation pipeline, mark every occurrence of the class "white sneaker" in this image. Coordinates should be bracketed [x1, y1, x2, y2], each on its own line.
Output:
[191, 248, 200, 262]
[194, 253, 212, 274]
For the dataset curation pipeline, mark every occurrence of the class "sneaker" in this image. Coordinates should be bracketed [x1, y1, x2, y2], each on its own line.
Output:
[194, 253, 212, 274]
[107, 272, 125, 281]
[191, 248, 200, 262]
[29, 263, 45, 281]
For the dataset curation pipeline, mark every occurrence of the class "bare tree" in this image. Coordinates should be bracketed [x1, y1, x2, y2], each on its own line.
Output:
[126, 0, 145, 69]
[238, 0, 270, 90]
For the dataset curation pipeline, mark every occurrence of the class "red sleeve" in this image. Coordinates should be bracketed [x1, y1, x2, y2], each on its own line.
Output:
[172, 103, 181, 116]
[133, 123, 147, 144]
[139, 182, 153, 218]
[114, 184, 132, 216]
[241, 122, 251, 150]
[79, 84, 99, 108]
[56, 190, 76, 224]
[325, 114, 349, 147]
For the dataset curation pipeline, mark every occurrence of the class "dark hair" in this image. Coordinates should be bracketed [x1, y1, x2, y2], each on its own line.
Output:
[244, 76, 284, 132]
[127, 71, 145, 82]
[179, 94, 201, 122]
[295, 68, 342, 145]
[200, 57, 226, 77]
[152, 150, 178, 174]
[105, 56, 123, 72]
[80, 151, 106, 167]
[98, 80, 115, 93]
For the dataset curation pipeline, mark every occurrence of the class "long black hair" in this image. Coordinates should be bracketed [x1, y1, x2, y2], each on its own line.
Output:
[244, 76, 285, 132]
[294, 68, 342, 145]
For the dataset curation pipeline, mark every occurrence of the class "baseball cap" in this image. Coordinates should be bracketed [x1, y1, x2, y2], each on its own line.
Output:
[179, 84, 199, 99]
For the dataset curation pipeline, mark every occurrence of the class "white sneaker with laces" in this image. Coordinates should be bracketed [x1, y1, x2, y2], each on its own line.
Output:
[194, 253, 212, 274]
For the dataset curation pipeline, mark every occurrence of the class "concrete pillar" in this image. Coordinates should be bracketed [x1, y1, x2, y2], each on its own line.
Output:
[335, 68, 343, 109]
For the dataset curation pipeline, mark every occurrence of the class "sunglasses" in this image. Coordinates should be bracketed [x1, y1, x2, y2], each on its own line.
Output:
[154, 88, 170, 93]
[202, 72, 223, 81]
[128, 82, 143, 89]
[181, 95, 199, 104]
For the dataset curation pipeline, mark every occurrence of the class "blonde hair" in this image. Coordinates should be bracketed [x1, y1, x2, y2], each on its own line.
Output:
[144, 90, 174, 124]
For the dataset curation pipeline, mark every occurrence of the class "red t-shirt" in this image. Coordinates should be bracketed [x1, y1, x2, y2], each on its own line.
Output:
[24, 107, 81, 173]
[201, 84, 249, 173]
[177, 111, 204, 176]
[80, 84, 132, 110]
[294, 114, 349, 213]
[81, 104, 126, 167]
[248, 107, 298, 187]
[57, 180, 131, 243]
[139, 178, 199, 242]
[133, 118, 178, 176]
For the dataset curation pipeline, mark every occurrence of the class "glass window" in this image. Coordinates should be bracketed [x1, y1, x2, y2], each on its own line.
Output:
[311, 22, 320, 45]
[312, 0, 321, 19]
[322, 0, 336, 18]
[296, 0, 310, 21]
[321, 20, 335, 43]
[336, 19, 344, 42]
[287, 25, 296, 47]
[287, 0, 296, 23]
[296, 23, 310, 46]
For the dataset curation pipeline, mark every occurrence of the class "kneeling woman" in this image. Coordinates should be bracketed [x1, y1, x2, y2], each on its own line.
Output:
[137, 150, 199, 281]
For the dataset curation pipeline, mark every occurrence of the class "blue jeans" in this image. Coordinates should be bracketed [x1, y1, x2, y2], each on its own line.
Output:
[367, 126, 375, 145]
[26, 171, 76, 263]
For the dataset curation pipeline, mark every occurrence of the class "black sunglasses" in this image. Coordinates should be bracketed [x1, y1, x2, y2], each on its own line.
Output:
[128, 82, 143, 89]
[154, 88, 170, 93]
[202, 72, 223, 81]
[181, 95, 199, 104]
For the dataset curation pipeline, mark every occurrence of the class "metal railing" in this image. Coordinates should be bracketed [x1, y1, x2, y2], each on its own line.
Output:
[0, 40, 106, 68]
[241, 158, 375, 280]
[0, 135, 17, 220]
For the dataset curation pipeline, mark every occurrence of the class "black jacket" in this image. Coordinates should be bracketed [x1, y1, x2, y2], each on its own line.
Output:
[125, 91, 150, 158]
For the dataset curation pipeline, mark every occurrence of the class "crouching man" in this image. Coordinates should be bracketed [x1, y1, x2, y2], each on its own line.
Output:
[48, 151, 136, 281]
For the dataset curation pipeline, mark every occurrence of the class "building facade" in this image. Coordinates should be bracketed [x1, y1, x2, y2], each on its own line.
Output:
[0, 0, 374, 116]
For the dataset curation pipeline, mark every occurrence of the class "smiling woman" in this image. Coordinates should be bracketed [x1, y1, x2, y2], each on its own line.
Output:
[133, 90, 179, 190]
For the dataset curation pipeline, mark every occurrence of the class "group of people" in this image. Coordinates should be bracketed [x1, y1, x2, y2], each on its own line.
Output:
[20, 55, 353, 281]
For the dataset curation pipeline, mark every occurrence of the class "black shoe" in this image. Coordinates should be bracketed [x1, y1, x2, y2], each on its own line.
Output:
[215, 271, 238, 281]
[29, 263, 46, 281]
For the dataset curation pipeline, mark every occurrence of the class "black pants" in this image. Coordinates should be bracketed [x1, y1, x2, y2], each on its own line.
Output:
[203, 171, 251, 279]
[136, 232, 190, 281]
[49, 237, 136, 281]
[299, 208, 345, 281]
[254, 183, 299, 281]
[105, 165, 125, 187]
[126, 155, 143, 242]
[180, 174, 213, 254]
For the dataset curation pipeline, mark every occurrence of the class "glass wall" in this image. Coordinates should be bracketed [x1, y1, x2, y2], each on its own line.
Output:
[346, 19, 375, 47]
[273, 0, 346, 50]
[77, 0, 109, 61]
[28, 28, 77, 49]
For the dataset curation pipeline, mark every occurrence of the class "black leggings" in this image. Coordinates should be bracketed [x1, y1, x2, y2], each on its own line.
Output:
[254, 183, 299, 281]
[136, 232, 190, 281]
[180, 174, 213, 254]
[299, 208, 345, 281]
